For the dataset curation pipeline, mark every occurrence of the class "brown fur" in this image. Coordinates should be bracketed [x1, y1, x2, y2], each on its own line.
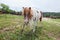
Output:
[22, 7, 43, 22]
[22, 7, 33, 20]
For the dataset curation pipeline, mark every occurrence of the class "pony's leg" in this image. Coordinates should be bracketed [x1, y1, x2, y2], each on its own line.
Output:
[21, 23, 25, 33]
[29, 20, 33, 27]
[21, 22, 28, 33]
[29, 19, 37, 32]
[29, 19, 34, 32]
[33, 20, 37, 32]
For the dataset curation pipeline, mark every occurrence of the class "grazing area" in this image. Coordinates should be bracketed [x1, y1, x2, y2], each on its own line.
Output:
[0, 14, 60, 40]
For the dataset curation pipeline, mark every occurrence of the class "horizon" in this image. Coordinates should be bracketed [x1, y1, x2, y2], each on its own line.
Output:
[0, 0, 60, 12]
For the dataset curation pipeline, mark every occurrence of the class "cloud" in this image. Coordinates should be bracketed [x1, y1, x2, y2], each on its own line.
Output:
[0, 0, 60, 12]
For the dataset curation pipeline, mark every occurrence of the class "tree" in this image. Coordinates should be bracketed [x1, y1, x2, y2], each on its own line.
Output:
[0, 3, 10, 13]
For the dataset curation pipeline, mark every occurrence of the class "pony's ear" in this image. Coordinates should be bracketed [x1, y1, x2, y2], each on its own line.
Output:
[29, 7, 33, 18]
[23, 7, 24, 9]
[22, 7, 24, 15]
[29, 7, 31, 10]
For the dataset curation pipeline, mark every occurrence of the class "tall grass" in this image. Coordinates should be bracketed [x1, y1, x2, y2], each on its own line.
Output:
[0, 14, 60, 40]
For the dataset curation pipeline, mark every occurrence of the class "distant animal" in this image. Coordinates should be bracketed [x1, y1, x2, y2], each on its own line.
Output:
[22, 7, 43, 32]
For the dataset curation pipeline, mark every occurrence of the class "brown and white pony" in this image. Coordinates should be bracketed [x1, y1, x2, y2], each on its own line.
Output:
[22, 7, 43, 32]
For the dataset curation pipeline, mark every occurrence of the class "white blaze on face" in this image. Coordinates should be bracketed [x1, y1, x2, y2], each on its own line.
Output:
[24, 15, 29, 24]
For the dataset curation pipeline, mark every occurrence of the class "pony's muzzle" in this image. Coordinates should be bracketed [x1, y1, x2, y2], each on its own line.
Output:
[24, 19, 29, 25]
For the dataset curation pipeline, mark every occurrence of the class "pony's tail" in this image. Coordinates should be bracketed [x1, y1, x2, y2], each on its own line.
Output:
[40, 11, 43, 22]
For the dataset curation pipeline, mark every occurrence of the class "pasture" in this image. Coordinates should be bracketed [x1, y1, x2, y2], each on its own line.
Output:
[0, 14, 60, 40]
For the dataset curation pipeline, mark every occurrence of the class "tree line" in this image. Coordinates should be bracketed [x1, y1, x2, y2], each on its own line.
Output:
[0, 3, 22, 15]
[0, 3, 60, 18]
[43, 12, 60, 19]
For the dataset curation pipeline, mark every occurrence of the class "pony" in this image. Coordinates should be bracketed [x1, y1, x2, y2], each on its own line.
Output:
[22, 7, 43, 32]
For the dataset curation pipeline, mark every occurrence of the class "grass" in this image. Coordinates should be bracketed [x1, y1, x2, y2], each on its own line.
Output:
[52, 19, 60, 22]
[0, 14, 60, 40]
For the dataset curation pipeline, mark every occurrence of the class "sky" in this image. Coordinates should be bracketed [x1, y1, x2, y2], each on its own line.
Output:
[0, 0, 60, 12]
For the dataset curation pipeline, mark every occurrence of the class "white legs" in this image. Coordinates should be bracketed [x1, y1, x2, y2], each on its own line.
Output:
[29, 19, 37, 32]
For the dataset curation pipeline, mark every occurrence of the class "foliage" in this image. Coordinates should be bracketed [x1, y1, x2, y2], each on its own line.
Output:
[0, 3, 10, 13]
[0, 3, 22, 15]
[43, 12, 60, 18]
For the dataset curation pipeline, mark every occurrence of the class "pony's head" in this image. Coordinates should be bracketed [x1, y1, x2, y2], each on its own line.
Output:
[22, 7, 33, 24]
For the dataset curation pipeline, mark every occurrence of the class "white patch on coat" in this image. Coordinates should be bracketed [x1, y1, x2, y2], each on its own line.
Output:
[29, 8, 41, 32]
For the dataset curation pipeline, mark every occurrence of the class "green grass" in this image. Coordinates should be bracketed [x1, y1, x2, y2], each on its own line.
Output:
[0, 14, 60, 40]
[0, 14, 23, 29]
[52, 19, 60, 22]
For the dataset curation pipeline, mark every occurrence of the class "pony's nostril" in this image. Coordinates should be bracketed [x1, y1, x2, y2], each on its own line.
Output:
[24, 21, 29, 25]
[27, 21, 29, 23]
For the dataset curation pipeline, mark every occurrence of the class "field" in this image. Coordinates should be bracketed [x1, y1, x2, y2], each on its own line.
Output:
[0, 14, 60, 40]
